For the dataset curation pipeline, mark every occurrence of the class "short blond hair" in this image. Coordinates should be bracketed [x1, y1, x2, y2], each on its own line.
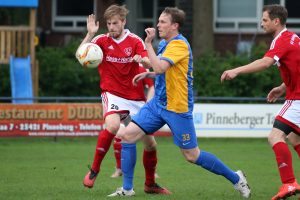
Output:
[104, 4, 129, 21]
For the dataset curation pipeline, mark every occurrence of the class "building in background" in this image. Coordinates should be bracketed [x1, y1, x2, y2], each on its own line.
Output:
[36, 0, 300, 57]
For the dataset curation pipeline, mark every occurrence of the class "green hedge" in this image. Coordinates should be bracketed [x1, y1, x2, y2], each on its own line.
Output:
[0, 41, 282, 98]
[193, 42, 281, 98]
[37, 40, 100, 96]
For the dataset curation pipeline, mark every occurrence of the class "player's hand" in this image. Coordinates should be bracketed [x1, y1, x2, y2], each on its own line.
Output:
[132, 72, 149, 86]
[267, 86, 285, 103]
[132, 54, 142, 63]
[87, 14, 99, 36]
[145, 28, 156, 44]
[220, 69, 238, 83]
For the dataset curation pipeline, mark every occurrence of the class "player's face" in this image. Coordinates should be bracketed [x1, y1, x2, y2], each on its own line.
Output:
[106, 15, 126, 39]
[157, 13, 174, 40]
[261, 11, 277, 35]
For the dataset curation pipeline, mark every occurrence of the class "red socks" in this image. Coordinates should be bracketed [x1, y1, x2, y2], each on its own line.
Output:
[113, 138, 122, 169]
[91, 129, 115, 172]
[293, 144, 300, 158]
[143, 149, 157, 186]
[272, 142, 295, 184]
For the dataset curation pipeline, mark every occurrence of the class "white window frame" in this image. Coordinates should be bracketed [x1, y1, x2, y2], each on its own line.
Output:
[125, 0, 158, 36]
[213, 0, 300, 33]
[52, 0, 96, 32]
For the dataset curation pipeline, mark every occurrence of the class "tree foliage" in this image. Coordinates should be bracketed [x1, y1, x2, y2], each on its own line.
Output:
[0, 40, 282, 99]
[193, 42, 281, 98]
[37, 40, 100, 96]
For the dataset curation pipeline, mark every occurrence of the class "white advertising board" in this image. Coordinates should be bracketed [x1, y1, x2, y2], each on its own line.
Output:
[192, 103, 281, 138]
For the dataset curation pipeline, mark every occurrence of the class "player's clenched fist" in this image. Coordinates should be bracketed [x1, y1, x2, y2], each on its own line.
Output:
[145, 28, 156, 44]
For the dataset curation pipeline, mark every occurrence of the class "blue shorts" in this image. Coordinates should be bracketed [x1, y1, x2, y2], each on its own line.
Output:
[132, 99, 198, 149]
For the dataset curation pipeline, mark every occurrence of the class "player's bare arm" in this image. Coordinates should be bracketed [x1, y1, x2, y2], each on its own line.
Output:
[267, 83, 286, 103]
[220, 57, 275, 82]
[132, 71, 156, 86]
[76, 14, 100, 56]
[132, 55, 152, 68]
[144, 28, 170, 74]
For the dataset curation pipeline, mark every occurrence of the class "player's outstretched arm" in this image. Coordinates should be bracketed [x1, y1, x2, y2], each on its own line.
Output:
[267, 83, 286, 103]
[220, 57, 275, 83]
[132, 72, 156, 86]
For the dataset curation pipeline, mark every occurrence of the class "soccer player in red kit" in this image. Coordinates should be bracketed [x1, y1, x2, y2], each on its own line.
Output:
[221, 4, 300, 200]
[111, 66, 155, 178]
[76, 4, 170, 194]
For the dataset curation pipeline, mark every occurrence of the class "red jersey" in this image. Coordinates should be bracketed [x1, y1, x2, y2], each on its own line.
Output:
[264, 29, 300, 99]
[91, 29, 148, 100]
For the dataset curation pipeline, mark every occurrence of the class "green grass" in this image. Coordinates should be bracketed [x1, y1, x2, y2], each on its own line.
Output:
[0, 137, 300, 200]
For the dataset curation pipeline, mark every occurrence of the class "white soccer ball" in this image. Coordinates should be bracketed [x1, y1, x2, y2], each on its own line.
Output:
[76, 43, 103, 68]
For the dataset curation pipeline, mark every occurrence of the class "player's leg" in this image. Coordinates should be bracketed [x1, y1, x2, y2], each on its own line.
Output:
[269, 100, 300, 199]
[180, 147, 250, 198]
[83, 113, 121, 188]
[287, 132, 300, 194]
[288, 132, 300, 157]
[283, 100, 300, 159]
[163, 109, 250, 198]
[108, 100, 165, 196]
[108, 122, 144, 197]
[142, 135, 171, 194]
[111, 116, 132, 178]
[84, 92, 129, 188]
[269, 120, 300, 199]
[111, 125, 124, 178]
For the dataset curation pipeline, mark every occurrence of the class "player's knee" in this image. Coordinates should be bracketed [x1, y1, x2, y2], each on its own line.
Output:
[142, 136, 157, 151]
[143, 142, 157, 151]
[181, 148, 200, 163]
[268, 130, 286, 146]
[106, 123, 120, 134]
[182, 152, 197, 163]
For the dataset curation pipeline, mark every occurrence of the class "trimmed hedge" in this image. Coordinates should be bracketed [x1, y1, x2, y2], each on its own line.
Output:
[0, 40, 282, 98]
[193, 42, 281, 98]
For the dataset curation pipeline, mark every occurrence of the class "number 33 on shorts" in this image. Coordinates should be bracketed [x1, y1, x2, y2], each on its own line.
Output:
[182, 134, 191, 146]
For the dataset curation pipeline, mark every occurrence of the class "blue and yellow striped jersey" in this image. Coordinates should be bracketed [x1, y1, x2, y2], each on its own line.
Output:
[154, 34, 194, 114]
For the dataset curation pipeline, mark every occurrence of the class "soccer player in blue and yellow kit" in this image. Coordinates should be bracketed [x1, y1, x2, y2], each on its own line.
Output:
[108, 7, 251, 198]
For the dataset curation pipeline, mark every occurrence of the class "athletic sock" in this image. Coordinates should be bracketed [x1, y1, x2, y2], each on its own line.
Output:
[143, 149, 157, 186]
[113, 138, 122, 169]
[195, 151, 239, 184]
[91, 129, 115, 172]
[293, 143, 300, 158]
[121, 143, 137, 190]
[272, 142, 295, 183]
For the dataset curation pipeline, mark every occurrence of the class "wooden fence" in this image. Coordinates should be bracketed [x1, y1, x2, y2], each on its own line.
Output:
[0, 24, 38, 96]
[0, 26, 33, 64]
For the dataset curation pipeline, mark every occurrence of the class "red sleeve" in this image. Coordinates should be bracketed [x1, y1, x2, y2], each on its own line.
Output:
[91, 34, 106, 48]
[135, 38, 148, 58]
[143, 77, 154, 88]
[264, 37, 287, 62]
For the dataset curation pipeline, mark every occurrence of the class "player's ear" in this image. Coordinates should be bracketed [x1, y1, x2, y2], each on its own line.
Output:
[274, 18, 280, 26]
[122, 19, 127, 26]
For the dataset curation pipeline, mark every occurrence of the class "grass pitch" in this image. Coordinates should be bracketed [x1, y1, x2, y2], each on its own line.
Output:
[0, 137, 300, 200]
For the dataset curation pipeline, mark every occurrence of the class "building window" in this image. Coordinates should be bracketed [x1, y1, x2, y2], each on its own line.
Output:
[285, 0, 300, 28]
[214, 0, 300, 33]
[125, 0, 175, 40]
[52, 0, 95, 32]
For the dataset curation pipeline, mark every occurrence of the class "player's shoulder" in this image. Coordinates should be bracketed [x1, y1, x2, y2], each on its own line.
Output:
[91, 33, 109, 43]
[128, 32, 144, 43]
